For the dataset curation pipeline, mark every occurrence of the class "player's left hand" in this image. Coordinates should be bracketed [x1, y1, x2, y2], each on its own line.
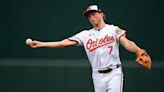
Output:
[135, 49, 152, 70]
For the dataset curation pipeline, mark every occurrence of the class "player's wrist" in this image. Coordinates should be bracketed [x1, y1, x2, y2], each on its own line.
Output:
[135, 49, 145, 56]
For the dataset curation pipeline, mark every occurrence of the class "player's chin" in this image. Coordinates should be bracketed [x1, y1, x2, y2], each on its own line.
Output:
[91, 21, 98, 26]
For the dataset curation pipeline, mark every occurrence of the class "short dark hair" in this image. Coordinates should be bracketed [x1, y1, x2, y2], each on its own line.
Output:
[102, 12, 106, 20]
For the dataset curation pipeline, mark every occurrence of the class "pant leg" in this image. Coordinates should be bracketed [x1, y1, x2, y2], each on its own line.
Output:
[107, 68, 123, 92]
[92, 75, 107, 92]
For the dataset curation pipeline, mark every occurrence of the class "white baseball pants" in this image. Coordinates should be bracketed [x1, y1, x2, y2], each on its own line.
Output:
[92, 67, 123, 92]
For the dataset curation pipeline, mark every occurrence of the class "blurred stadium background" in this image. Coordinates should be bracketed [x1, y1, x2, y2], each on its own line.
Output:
[0, 0, 164, 92]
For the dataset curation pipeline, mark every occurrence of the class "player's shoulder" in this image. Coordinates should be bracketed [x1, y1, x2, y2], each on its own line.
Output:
[74, 29, 90, 36]
[104, 24, 119, 34]
[106, 24, 119, 29]
[80, 29, 92, 33]
[106, 24, 126, 34]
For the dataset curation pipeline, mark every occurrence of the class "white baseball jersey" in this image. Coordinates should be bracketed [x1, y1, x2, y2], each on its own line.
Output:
[68, 24, 126, 70]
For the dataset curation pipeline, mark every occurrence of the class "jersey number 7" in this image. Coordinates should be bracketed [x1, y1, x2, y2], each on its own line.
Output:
[108, 46, 113, 55]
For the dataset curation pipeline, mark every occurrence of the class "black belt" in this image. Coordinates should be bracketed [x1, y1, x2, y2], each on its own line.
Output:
[98, 65, 121, 73]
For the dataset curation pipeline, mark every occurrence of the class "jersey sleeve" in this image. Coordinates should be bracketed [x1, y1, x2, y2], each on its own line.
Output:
[68, 31, 85, 46]
[114, 27, 126, 42]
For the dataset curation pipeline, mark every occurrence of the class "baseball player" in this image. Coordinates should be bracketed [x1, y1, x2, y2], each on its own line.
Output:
[28, 5, 145, 92]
